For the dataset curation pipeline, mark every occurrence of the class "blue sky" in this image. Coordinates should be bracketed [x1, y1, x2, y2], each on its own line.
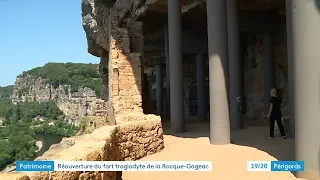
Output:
[0, 0, 99, 87]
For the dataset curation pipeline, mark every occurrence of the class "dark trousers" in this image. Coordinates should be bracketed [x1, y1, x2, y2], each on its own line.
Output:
[269, 113, 286, 137]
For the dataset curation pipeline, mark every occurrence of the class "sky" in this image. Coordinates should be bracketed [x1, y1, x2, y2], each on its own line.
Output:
[0, 0, 99, 87]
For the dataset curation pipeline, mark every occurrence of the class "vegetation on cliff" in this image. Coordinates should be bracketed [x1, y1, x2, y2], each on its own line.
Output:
[0, 86, 13, 99]
[0, 100, 80, 170]
[0, 100, 63, 124]
[21, 62, 102, 96]
[0, 62, 99, 170]
[32, 120, 79, 137]
[0, 100, 79, 136]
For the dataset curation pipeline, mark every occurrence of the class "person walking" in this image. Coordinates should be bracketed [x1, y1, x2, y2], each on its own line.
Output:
[267, 88, 286, 139]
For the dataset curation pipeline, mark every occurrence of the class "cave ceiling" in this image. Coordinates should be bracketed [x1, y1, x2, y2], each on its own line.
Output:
[138, 0, 285, 32]
[143, 0, 285, 13]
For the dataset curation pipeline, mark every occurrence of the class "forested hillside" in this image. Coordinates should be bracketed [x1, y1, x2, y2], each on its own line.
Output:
[0, 100, 64, 125]
[21, 62, 101, 96]
[0, 86, 13, 99]
[0, 62, 99, 170]
[0, 99, 79, 170]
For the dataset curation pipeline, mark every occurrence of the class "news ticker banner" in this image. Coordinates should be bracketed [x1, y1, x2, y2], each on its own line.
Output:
[15, 160, 304, 172]
[247, 161, 304, 172]
[16, 161, 212, 172]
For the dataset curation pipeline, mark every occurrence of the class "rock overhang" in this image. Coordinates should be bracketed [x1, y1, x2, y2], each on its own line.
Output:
[81, 0, 286, 57]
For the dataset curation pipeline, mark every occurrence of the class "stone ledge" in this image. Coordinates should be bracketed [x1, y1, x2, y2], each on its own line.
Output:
[0, 114, 164, 180]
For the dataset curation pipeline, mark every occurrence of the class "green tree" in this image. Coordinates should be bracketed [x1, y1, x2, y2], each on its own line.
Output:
[0, 86, 13, 99]
[0, 100, 64, 125]
[0, 141, 14, 169]
[13, 103, 21, 122]
[0, 127, 36, 170]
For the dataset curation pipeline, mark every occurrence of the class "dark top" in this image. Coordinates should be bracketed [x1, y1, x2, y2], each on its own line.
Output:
[270, 96, 282, 115]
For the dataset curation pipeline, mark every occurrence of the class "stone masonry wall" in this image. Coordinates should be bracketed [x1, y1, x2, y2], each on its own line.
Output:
[114, 114, 164, 161]
[107, 10, 143, 115]
[77, 100, 112, 134]
[0, 114, 164, 180]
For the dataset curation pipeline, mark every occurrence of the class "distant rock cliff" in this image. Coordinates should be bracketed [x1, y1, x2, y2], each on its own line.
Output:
[11, 75, 96, 104]
[10, 63, 108, 124]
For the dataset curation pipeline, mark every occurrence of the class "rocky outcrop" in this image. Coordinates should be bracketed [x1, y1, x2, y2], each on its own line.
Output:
[0, 113, 164, 180]
[10, 74, 107, 124]
[82, 0, 113, 57]
[11, 75, 97, 104]
[82, 0, 150, 57]
[82, 0, 147, 115]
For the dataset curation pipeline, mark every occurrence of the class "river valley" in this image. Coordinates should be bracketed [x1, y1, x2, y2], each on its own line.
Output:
[35, 133, 63, 157]
[1, 133, 63, 172]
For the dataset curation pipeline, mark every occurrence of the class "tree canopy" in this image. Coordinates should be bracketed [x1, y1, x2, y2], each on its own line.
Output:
[21, 62, 102, 96]
[0, 100, 80, 170]
[0, 86, 13, 99]
[0, 100, 64, 125]
[0, 125, 36, 170]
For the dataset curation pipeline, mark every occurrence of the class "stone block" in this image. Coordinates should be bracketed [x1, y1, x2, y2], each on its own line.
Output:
[111, 50, 119, 59]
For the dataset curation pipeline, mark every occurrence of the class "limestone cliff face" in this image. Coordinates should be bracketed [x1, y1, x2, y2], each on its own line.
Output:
[244, 33, 289, 124]
[81, 0, 149, 57]
[82, 0, 146, 115]
[11, 74, 102, 124]
[82, 0, 113, 57]
[12, 74, 97, 103]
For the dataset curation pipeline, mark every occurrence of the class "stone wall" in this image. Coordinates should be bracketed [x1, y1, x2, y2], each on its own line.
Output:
[106, 10, 143, 115]
[114, 114, 164, 161]
[75, 100, 117, 134]
[0, 114, 164, 180]
[243, 33, 289, 125]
